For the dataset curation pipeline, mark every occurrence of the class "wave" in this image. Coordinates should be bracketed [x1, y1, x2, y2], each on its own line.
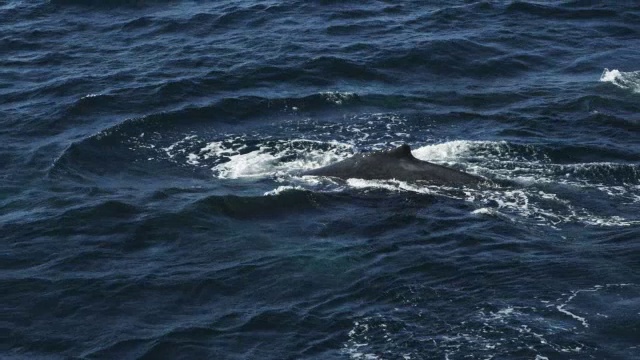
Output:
[188, 190, 327, 220]
[375, 39, 546, 78]
[582, 112, 640, 135]
[343, 283, 639, 359]
[506, 1, 618, 19]
[145, 9, 267, 36]
[600, 68, 640, 93]
[48, 0, 179, 8]
[80, 92, 360, 135]
[48, 93, 366, 179]
[0, 37, 42, 52]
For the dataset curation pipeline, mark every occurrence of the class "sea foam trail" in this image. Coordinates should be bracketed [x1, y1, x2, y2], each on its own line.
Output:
[600, 68, 640, 93]
[149, 135, 640, 227]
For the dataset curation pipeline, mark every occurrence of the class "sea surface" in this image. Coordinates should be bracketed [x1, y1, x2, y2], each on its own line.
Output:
[2, 1, 640, 359]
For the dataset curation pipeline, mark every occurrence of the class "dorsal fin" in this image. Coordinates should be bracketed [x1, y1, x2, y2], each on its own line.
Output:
[385, 144, 413, 159]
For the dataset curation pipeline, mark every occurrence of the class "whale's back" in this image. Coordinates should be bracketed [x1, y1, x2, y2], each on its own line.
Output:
[302, 144, 483, 186]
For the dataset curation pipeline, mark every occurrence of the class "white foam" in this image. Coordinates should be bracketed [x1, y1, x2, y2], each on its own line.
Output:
[216, 149, 280, 178]
[161, 134, 197, 159]
[198, 141, 236, 159]
[411, 141, 640, 227]
[552, 283, 638, 330]
[345, 178, 440, 196]
[556, 304, 588, 328]
[600, 68, 640, 93]
[600, 68, 621, 83]
[343, 317, 390, 360]
[214, 142, 352, 179]
[162, 138, 352, 180]
[412, 140, 493, 162]
[321, 91, 357, 105]
[342, 282, 636, 359]
[186, 153, 199, 165]
[263, 185, 304, 196]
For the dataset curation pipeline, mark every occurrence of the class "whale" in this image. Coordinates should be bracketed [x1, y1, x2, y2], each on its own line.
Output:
[302, 144, 484, 186]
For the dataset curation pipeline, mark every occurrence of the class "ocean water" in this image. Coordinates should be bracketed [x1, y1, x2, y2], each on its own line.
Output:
[2, 1, 640, 359]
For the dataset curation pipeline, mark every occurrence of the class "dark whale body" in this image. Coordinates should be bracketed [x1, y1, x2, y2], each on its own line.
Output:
[302, 144, 483, 186]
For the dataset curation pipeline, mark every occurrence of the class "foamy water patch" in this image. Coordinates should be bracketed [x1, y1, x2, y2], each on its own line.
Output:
[600, 68, 640, 93]
[411, 140, 549, 181]
[343, 283, 638, 359]
[412, 140, 491, 161]
[133, 135, 640, 227]
[80, 93, 102, 99]
[264, 186, 305, 196]
[412, 140, 545, 162]
[468, 187, 640, 228]
[408, 140, 640, 227]
[547, 283, 639, 331]
[321, 91, 358, 105]
[217, 150, 281, 178]
[341, 177, 602, 228]
[161, 134, 198, 160]
[155, 134, 355, 180]
[346, 179, 443, 196]
[212, 141, 353, 179]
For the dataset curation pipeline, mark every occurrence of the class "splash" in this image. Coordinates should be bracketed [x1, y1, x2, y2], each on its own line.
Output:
[210, 140, 353, 179]
[321, 91, 358, 105]
[600, 68, 640, 93]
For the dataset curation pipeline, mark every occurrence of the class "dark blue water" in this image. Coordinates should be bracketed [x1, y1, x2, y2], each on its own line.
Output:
[2, 1, 640, 359]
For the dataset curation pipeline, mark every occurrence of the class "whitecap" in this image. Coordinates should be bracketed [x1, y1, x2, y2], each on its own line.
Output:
[600, 68, 640, 93]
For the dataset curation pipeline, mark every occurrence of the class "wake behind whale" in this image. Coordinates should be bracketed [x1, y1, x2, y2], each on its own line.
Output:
[302, 144, 485, 186]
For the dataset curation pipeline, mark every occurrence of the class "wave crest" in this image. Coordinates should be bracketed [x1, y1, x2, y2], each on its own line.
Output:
[600, 68, 640, 93]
